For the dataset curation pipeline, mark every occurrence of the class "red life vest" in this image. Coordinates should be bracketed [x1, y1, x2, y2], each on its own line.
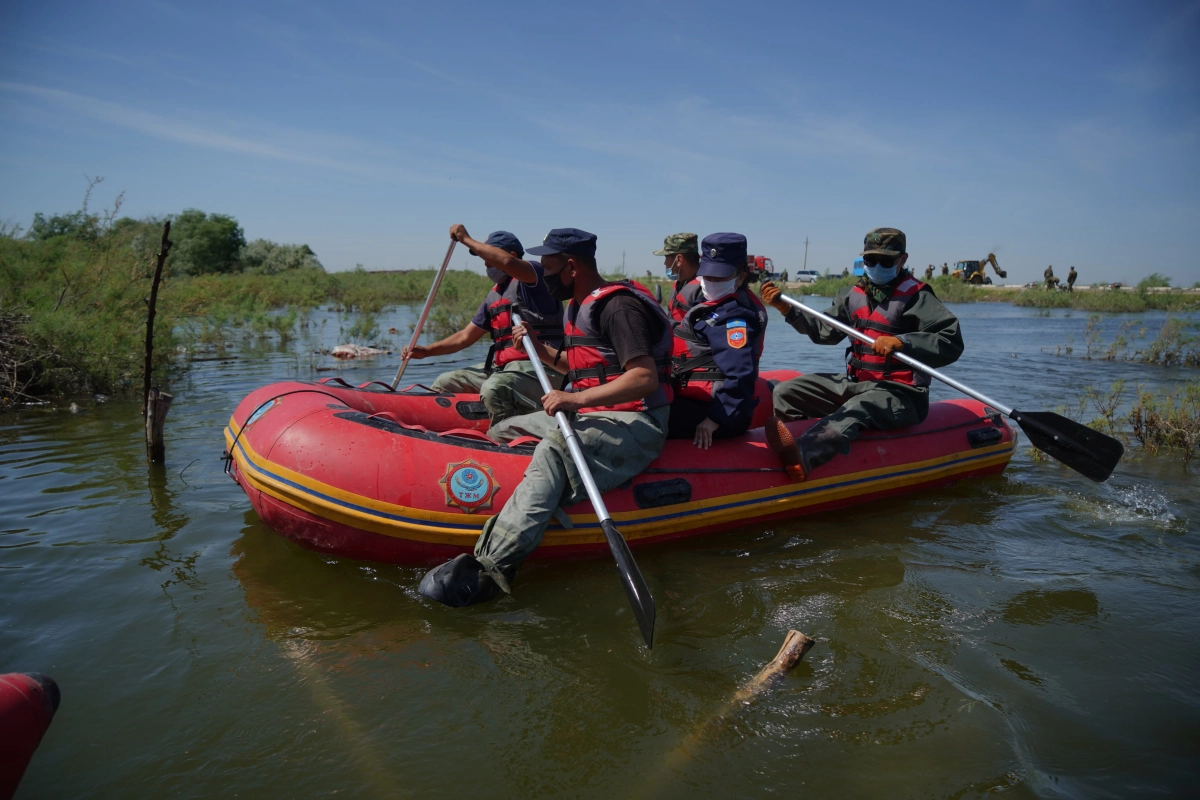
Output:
[671, 288, 767, 402]
[482, 278, 563, 369]
[845, 274, 930, 387]
[563, 281, 674, 415]
[669, 278, 703, 323]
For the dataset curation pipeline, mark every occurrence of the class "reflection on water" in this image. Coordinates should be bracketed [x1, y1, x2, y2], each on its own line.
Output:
[1, 303, 1198, 798]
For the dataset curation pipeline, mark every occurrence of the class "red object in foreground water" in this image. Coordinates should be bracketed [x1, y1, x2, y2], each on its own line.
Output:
[0, 672, 60, 800]
[223, 371, 1016, 565]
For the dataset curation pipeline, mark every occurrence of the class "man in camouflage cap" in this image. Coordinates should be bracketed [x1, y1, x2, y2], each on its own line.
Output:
[758, 227, 964, 480]
[654, 233, 703, 324]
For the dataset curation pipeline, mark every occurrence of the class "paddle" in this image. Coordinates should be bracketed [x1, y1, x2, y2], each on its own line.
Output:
[776, 292, 1124, 482]
[510, 310, 657, 649]
[390, 240, 458, 389]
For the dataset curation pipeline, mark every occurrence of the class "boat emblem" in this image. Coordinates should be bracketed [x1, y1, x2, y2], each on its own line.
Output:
[439, 459, 500, 514]
[245, 398, 278, 427]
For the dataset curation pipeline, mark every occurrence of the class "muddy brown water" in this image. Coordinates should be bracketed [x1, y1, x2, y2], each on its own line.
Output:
[2, 302, 1198, 798]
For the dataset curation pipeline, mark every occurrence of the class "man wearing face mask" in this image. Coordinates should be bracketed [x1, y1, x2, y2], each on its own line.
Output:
[654, 233, 703, 324]
[669, 233, 768, 448]
[401, 226, 565, 425]
[758, 228, 963, 481]
[418, 228, 675, 607]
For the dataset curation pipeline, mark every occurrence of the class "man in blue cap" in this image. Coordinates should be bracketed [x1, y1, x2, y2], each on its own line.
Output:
[419, 228, 675, 607]
[669, 233, 768, 448]
[401, 225, 565, 425]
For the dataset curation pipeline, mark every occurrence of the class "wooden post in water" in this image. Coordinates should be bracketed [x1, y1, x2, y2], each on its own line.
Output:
[143, 221, 172, 463]
[145, 388, 173, 463]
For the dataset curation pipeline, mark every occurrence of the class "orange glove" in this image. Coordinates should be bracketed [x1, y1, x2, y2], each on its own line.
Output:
[760, 281, 790, 313]
[872, 335, 904, 357]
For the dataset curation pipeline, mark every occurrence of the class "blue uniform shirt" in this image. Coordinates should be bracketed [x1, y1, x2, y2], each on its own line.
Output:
[689, 294, 765, 429]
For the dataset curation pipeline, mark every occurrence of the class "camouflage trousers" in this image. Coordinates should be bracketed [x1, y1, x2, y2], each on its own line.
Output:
[772, 372, 928, 446]
[473, 405, 670, 576]
[431, 360, 564, 426]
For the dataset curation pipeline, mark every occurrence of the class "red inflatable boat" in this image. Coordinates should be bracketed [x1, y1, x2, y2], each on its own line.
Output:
[223, 372, 1016, 564]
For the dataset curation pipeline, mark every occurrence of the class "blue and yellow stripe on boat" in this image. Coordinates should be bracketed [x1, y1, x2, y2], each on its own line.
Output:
[225, 423, 1015, 549]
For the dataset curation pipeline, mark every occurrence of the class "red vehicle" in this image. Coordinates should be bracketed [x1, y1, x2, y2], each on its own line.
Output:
[747, 255, 774, 273]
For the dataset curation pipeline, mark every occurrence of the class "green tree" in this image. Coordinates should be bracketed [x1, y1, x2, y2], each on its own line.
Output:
[240, 239, 325, 274]
[26, 210, 99, 241]
[1137, 272, 1172, 291]
[170, 209, 245, 274]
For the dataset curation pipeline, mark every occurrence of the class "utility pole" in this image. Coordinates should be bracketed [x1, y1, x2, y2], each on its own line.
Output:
[622, 251, 626, 274]
[802, 237, 809, 272]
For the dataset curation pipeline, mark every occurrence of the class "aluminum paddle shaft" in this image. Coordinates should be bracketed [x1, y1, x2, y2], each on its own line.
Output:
[510, 311, 657, 648]
[391, 240, 458, 390]
[778, 293, 1012, 414]
[777, 291, 1123, 481]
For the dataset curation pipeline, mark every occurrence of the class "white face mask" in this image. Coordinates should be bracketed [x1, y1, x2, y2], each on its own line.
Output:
[700, 276, 737, 302]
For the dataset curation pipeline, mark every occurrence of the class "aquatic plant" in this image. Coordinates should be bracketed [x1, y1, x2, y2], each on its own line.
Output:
[1129, 380, 1200, 465]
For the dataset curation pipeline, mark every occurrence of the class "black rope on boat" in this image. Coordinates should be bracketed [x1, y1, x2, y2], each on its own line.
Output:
[222, 389, 348, 475]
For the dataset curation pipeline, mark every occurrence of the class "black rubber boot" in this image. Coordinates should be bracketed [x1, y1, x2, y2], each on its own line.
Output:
[795, 420, 851, 476]
[418, 554, 509, 608]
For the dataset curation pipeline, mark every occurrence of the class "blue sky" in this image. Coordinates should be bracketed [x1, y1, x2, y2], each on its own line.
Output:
[1, 0, 1198, 284]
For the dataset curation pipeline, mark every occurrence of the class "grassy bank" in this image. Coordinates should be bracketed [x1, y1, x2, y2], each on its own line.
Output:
[1012, 286, 1199, 312]
[0, 225, 491, 403]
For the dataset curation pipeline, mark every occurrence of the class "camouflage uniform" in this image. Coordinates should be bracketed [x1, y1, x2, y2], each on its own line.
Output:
[773, 228, 964, 450]
[653, 233, 699, 259]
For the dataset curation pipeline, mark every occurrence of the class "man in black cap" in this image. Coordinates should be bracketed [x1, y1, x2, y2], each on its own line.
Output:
[401, 226, 564, 425]
[418, 228, 675, 607]
[758, 227, 963, 480]
[669, 233, 768, 448]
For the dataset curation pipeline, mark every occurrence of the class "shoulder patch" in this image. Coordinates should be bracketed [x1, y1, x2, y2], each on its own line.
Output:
[726, 321, 748, 349]
[726, 319, 747, 329]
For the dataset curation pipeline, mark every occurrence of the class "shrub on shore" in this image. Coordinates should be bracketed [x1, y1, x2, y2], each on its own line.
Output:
[1013, 286, 1198, 313]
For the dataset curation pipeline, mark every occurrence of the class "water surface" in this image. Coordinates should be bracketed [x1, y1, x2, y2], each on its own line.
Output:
[2, 302, 1197, 798]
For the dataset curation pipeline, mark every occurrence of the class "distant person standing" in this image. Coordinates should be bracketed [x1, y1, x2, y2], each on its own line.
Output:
[780, 269, 789, 284]
[1067, 266, 1077, 292]
[1044, 265, 1058, 289]
[925, 264, 935, 280]
[941, 263, 949, 276]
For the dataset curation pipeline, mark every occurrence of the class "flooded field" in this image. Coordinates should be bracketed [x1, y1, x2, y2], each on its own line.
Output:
[2, 301, 1198, 798]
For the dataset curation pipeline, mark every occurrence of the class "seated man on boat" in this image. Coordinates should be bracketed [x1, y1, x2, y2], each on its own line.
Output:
[668, 233, 768, 448]
[759, 227, 964, 481]
[419, 228, 674, 607]
[400, 226, 565, 425]
[656, 232, 703, 324]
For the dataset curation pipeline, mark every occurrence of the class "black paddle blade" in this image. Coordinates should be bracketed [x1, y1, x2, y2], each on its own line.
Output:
[601, 519, 656, 649]
[1013, 410, 1124, 482]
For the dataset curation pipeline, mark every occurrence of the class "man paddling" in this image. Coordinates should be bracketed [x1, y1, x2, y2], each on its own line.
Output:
[401, 226, 564, 425]
[669, 233, 768, 448]
[419, 228, 674, 606]
[759, 227, 964, 481]
[656, 232, 703, 323]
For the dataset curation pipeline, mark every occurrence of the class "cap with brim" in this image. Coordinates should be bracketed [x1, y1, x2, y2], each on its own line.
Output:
[483, 230, 523, 257]
[526, 227, 597, 258]
[653, 232, 699, 257]
[860, 227, 906, 257]
[698, 232, 747, 279]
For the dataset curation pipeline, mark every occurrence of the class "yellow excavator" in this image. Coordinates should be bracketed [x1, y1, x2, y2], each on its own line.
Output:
[951, 253, 1007, 284]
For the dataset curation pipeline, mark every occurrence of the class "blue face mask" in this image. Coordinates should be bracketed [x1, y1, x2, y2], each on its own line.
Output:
[864, 263, 899, 285]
